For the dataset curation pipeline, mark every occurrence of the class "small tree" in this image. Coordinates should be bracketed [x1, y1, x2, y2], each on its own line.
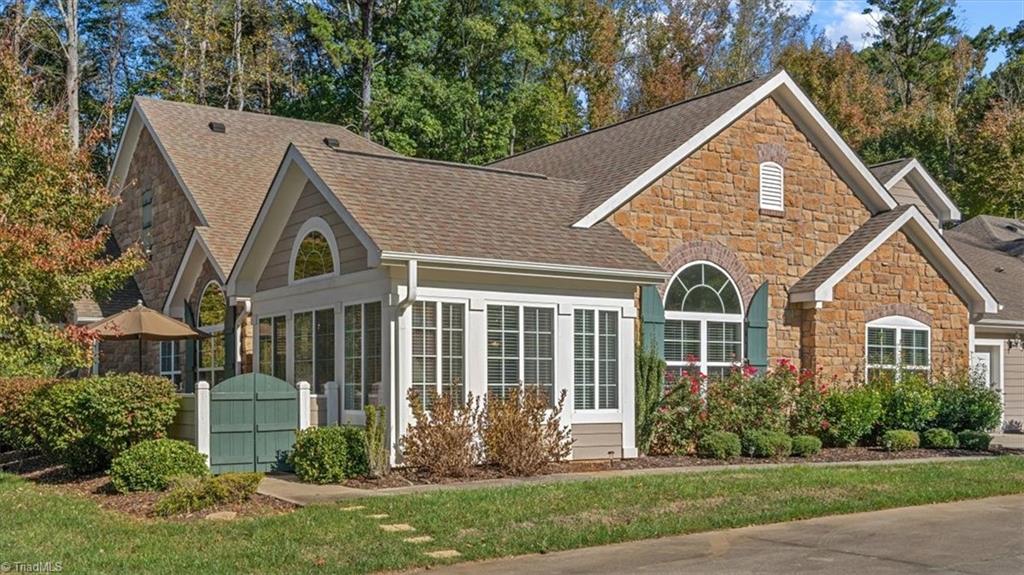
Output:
[634, 340, 666, 454]
[0, 47, 142, 376]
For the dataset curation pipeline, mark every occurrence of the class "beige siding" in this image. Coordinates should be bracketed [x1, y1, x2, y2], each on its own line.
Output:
[257, 181, 368, 291]
[169, 394, 197, 445]
[572, 423, 622, 460]
[1005, 346, 1024, 424]
[889, 178, 939, 227]
[309, 396, 328, 427]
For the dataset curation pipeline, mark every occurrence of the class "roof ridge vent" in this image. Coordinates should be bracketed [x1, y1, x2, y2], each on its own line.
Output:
[209, 121, 226, 133]
[323, 137, 341, 149]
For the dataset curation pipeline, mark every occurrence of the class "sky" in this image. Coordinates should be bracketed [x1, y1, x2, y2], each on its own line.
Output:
[786, 0, 1024, 72]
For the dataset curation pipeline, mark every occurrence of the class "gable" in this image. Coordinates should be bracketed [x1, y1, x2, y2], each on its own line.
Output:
[889, 178, 939, 226]
[257, 181, 369, 292]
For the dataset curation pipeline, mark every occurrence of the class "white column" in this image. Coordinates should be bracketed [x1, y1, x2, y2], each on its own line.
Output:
[196, 380, 211, 467]
[297, 381, 311, 430]
[620, 311, 638, 459]
[325, 381, 340, 425]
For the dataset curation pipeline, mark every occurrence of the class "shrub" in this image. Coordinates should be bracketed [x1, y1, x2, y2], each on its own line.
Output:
[481, 388, 573, 476]
[871, 373, 937, 433]
[30, 374, 178, 473]
[881, 429, 920, 451]
[401, 389, 481, 477]
[921, 428, 958, 449]
[0, 377, 52, 451]
[289, 426, 368, 484]
[696, 431, 741, 460]
[956, 430, 991, 451]
[635, 341, 666, 455]
[791, 435, 823, 457]
[931, 375, 1002, 433]
[703, 368, 789, 435]
[363, 405, 389, 477]
[110, 439, 208, 492]
[1004, 420, 1023, 434]
[741, 430, 793, 458]
[154, 472, 262, 516]
[820, 386, 882, 447]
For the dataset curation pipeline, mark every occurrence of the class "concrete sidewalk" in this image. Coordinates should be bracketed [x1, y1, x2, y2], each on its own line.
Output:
[427, 495, 1024, 575]
[258, 455, 1003, 506]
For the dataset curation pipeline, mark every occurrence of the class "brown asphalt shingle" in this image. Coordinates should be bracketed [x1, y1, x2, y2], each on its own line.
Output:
[489, 74, 777, 221]
[295, 145, 664, 274]
[948, 216, 1024, 323]
[135, 97, 394, 274]
[790, 206, 914, 295]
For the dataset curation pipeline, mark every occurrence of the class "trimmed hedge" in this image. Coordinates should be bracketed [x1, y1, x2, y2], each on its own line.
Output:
[741, 430, 793, 458]
[881, 429, 920, 452]
[696, 431, 741, 460]
[289, 426, 368, 483]
[932, 380, 1001, 433]
[921, 428, 958, 449]
[956, 430, 992, 451]
[110, 439, 209, 493]
[871, 375, 937, 433]
[30, 374, 178, 473]
[0, 378, 52, 451]
[791, 435, 823, 457]
[820, 386, 881, 447]
[154, 472, 262, 516]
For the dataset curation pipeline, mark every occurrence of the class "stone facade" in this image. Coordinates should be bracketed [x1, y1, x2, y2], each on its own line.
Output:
[609, 96, 970, 381]
[800, 230, 969, 381]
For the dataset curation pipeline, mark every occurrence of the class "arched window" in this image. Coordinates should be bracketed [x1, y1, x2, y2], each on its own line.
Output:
[197, 282, 226, 385]
[664, 262, 744, 380]
[866, 316, 930, 383]
[290, 217, 339, 283]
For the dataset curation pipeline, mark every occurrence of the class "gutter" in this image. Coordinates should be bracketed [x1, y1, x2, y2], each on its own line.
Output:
[397, 260, 418, 311]
[380, 251, 669, 283]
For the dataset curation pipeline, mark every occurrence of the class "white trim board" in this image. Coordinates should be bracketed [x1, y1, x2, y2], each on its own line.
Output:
[881, 159, 961, 223]
[789, 206, 999, 314]
[572, 70, 899, 228]
[163, 230, 225, 315]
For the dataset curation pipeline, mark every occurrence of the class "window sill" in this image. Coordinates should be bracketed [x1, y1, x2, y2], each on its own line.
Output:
[759, 208, 785, 218]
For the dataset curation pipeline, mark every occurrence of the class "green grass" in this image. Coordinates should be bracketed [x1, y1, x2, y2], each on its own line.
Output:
[2, 457, 1024, 574]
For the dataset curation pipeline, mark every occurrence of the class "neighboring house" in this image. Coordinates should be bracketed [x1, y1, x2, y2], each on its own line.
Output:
[224, 69, 997, 462]
[864, 159, 1024, 428]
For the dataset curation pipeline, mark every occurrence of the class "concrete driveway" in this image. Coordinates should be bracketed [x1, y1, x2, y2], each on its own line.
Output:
[430, 495, 1024, 574]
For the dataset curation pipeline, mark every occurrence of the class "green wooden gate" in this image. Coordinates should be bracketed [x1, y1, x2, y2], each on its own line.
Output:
[210, 373, 298, 474]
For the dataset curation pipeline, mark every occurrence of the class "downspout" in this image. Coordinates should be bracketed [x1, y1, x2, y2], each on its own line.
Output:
[393, 259, 417, 467]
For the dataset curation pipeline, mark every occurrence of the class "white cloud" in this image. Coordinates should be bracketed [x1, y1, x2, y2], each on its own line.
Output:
[783, 0, 815, 17]
[822, 1, 878, 48]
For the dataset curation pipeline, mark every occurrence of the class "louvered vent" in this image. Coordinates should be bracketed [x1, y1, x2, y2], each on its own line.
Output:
[759, 162, 784, 211]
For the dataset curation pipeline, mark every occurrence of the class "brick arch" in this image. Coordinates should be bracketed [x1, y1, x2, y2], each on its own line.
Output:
[659, 241, 757, 309]
[865, 304, 933, 326]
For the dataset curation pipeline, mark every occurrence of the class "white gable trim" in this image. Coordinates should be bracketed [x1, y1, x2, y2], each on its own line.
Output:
[101, 99, 209, 227]
[573, 70, 898, 228]
[163, 230, 224, 315]
[882, 159, 961, 222]
[790, 207, 998, 314]
[227, 145, 381, 297]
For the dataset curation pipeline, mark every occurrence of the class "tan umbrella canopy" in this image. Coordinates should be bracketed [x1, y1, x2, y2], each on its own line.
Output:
[88, 301, 208, 372]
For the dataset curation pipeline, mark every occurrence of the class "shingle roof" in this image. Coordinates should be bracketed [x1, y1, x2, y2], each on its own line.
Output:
[489, 74, 777, 221]
[791, 206, 914, 295]
[134, 97, 394, 274]
[948, 216, 1024, 323]
[72, 237, 144, 321]
[868, 158, 913, 185]
[295, 145, 664, 274]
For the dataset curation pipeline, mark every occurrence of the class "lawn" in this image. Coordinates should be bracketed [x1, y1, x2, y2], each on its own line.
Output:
[2, 457, 1024, 574]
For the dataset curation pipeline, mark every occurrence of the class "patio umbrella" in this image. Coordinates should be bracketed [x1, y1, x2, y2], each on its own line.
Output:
[87, 301, 209, 372]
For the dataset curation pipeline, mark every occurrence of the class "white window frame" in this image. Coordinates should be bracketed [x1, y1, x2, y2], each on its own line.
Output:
[196, 281, 226, 385]
[411, 300, 467, 406]
[759, 161, 784, 212]
[255, 313, 288, 381]
[343, 298, 383, 413]
[663, 261, 745, 380]
[865, 315, 931, 382]
[159, 340, 182, 390]
[573, 307, 620, 413]
[291, 306, 337, 395]
[486, 302, 557, 404]
[288, 216, 340, 285]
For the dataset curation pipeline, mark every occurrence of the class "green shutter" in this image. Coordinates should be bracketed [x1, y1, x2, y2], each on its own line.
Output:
[640, 285, 665, 360]
[223, 304, 236, 379]
[184, 304, 197, 393]
[745, 281, 769, 373]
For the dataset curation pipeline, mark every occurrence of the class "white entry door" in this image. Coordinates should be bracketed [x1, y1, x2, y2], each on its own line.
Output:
[972, 351, 993, 388]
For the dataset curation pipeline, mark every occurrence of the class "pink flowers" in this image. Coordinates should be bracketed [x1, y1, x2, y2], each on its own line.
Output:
[742, 364, 759, 378]
[820, 419, 831, 431]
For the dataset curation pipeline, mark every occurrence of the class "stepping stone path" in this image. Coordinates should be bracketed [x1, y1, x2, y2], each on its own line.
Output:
[205, 511, 237, 521]
[380, 523, 416, 532]
[365, 513, 389, 519]
[403, 536, 433, 544]
[339, 506, 365, 512]
[425, 550, 461, 559]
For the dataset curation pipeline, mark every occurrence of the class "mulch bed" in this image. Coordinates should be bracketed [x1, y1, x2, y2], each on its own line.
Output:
[1, 452, 296, 521]
[342, 447, 1003, 489]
